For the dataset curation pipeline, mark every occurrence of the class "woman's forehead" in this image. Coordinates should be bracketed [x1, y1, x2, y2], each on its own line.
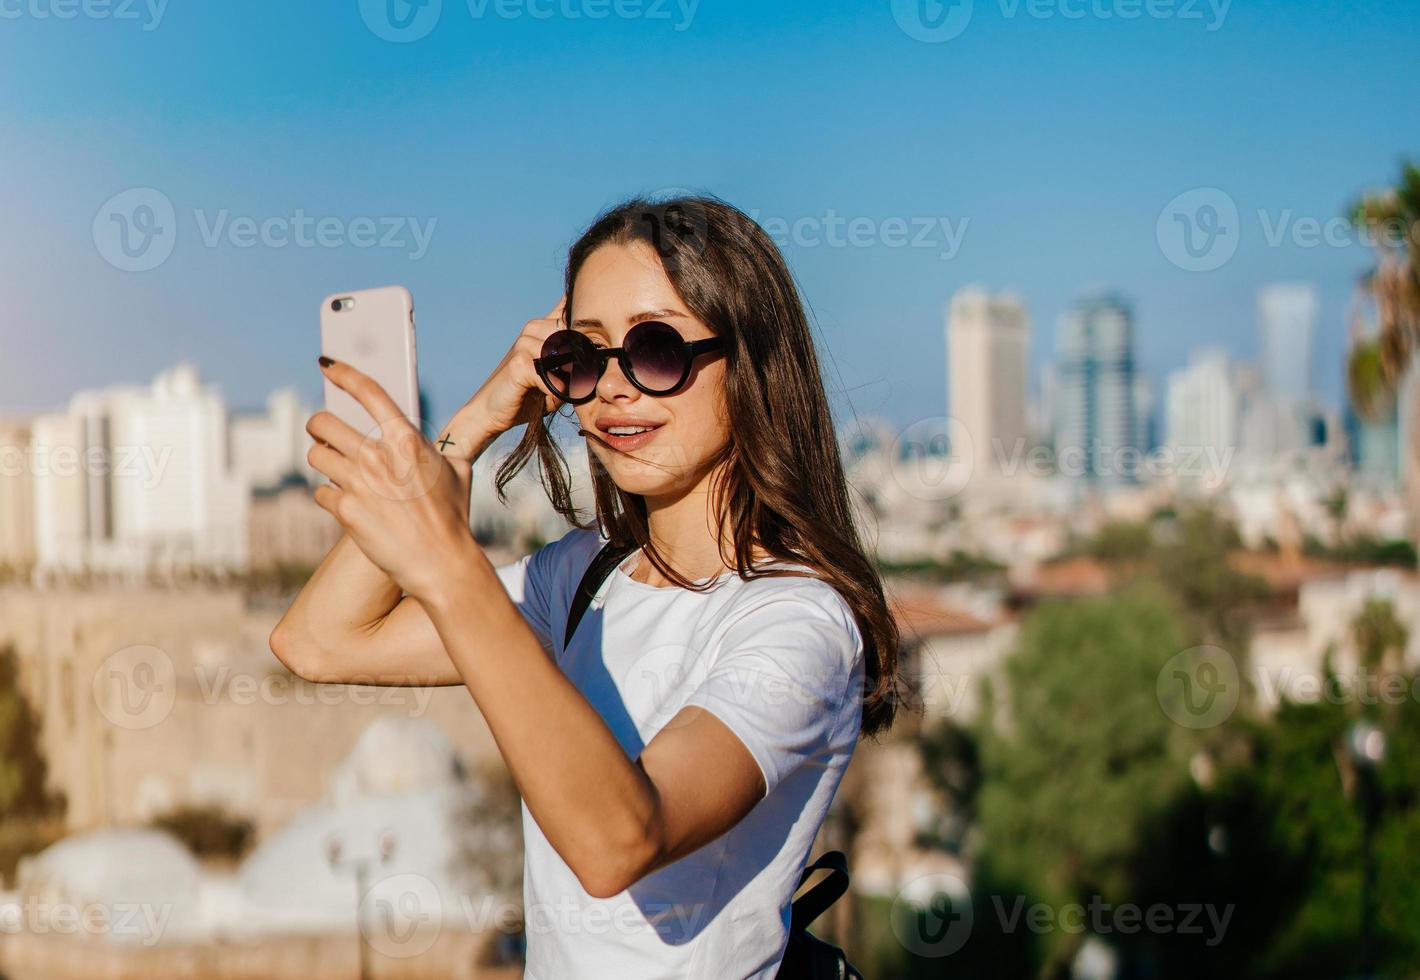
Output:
[571, 242, 692, 328]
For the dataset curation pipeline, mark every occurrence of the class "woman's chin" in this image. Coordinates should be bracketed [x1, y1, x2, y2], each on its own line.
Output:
[594, 446, 703, 498]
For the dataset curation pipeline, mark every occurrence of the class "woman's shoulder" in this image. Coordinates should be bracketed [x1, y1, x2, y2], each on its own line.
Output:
[725, 564, 863, 655]
[526, 525, 607, 577]
[523, 524, 604, 558]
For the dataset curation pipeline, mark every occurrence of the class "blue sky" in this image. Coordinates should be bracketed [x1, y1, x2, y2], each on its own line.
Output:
[2, 0, 1417, 432]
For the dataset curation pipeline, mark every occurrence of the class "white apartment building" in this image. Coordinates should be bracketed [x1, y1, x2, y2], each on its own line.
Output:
[947, 286, 1029, 478]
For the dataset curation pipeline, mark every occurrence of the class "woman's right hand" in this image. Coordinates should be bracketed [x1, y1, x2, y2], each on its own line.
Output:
[436, 297, 568, 460]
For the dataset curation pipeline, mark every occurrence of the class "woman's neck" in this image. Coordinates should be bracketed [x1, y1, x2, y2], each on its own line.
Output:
[631, 465, 759, 587]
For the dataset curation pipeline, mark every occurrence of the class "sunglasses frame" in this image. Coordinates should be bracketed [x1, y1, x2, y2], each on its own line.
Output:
[533, 320, 725, 405]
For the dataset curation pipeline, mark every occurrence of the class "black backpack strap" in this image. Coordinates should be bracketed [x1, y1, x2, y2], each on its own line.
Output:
[563, 539, 640, 651]
[789, 850, 850, 934]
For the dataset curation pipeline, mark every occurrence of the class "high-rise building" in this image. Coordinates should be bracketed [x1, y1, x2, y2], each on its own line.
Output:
[1166, 348, 1239, 489]
[31, 363, 248, 576]
[1259, 283, 1317, 405]
[1134, 375, 1157, 455]
[1053, 292, 1139, 483]
[230, 387, 319, 490]
[947, 287, 1029, 476]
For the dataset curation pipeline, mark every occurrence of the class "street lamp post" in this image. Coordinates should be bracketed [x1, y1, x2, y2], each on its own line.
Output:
[326, 829, 398, 980]
[1346, 721, 1387, 980]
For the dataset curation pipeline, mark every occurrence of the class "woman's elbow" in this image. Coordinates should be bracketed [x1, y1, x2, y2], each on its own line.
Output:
[268, 619, 325, 682]
[574, 819, 663, 899]
[577, 859, 643, 900]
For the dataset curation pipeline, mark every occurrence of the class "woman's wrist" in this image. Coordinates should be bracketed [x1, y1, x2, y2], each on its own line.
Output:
[458, 396, 506, 463]
[412, 530, 492, 611]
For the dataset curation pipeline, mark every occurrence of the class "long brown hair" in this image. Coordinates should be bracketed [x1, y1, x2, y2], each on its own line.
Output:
[495, 195, 901, 738]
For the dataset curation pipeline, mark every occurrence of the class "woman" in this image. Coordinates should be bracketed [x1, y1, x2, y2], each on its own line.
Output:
[270, 195, 901, 978]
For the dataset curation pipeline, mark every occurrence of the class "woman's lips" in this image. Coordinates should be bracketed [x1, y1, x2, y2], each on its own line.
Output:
[601, 424, 663, 452]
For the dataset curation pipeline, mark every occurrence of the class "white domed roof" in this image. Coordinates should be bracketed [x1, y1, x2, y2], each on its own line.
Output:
[327, 716, 464, 806]
[17, 827, 206, 943]
[231, 718, 516, 938]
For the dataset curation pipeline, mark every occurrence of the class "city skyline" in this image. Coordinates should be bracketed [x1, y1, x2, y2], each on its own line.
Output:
[2, 1, 1417, 429]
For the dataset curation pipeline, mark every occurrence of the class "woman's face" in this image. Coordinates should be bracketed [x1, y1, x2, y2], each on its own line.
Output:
[569, 240, 729, 500]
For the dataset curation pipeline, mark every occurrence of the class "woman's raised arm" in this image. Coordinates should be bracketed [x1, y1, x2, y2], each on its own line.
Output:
[266, 417, 501, 687]
[268, 300, 567, 686]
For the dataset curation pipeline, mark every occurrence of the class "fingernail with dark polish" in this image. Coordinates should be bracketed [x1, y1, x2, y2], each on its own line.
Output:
[318, 356, 334, 368]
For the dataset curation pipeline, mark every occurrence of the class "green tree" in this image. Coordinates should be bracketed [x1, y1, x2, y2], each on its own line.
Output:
[0, 643, 55, 819]
[973, 583, 1195, 976]
[1352, 597, 1408, 677]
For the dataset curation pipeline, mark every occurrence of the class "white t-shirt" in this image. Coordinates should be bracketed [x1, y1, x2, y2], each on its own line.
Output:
[493, 526, 865, 980]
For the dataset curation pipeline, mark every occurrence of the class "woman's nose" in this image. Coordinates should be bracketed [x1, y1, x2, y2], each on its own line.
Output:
[595, 353, 640, 401]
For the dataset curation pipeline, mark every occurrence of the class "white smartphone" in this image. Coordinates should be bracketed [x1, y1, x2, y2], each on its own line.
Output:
[319, 285, 420, 439]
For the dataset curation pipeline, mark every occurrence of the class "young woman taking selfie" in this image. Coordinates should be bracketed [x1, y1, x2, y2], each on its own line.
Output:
[269, 196, 901, 979]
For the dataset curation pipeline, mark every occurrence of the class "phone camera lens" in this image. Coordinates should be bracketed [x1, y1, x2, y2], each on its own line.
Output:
[330, 299, 343, 312]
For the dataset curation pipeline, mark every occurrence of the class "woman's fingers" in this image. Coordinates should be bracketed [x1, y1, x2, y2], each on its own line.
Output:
[318, 357, 419, 441]
[305, 408, 364, 459]
[307, 440, 356, 489]
[312, 482, 345, 521]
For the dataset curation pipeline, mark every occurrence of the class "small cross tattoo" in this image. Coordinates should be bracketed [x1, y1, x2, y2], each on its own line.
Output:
[437, 433, 454, 452]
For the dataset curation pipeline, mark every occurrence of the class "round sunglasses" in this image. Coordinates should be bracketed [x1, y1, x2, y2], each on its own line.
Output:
[534, 320, 725, 405]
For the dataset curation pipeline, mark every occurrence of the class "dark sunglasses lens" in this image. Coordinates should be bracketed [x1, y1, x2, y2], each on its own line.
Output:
[541, 331, 599, 400]
[626, 321, 690, 393]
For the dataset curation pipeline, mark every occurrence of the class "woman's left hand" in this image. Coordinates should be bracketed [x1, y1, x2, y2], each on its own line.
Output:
[307, 356, 479, 602]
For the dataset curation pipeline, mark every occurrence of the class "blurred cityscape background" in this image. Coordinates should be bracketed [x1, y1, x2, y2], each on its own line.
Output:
[3, 1, 1420, 978]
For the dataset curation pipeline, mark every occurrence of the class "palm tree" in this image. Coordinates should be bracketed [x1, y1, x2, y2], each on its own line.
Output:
[1346, 160, 1420, 419]
[1347, 163, 1420, 553]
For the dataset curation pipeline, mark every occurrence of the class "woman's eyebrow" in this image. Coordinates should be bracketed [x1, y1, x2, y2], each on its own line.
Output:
[571, 309, 689, 329]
